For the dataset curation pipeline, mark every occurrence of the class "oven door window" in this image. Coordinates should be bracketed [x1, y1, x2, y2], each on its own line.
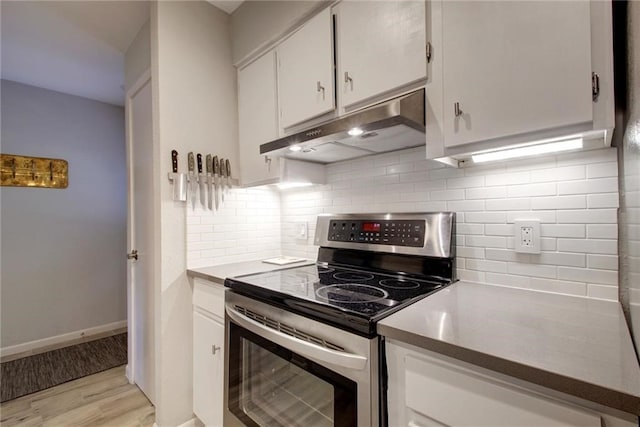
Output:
[228, 322, 357, 427]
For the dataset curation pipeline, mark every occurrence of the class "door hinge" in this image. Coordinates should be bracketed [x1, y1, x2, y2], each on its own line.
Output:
[592, 72, 600, 102]
[426, 42, 432, 63]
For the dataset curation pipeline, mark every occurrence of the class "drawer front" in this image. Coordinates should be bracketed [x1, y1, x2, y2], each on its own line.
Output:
[404, 354, 601, 427]
[193, 278, 225, 319]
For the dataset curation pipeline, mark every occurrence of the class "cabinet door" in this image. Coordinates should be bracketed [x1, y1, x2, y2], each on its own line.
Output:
[238, 51, 280, 186]
[193, 311, 224, 427]
[337, 1, 426, 109]
[278, 7, 334, 129]
[442, 1, 593, 148]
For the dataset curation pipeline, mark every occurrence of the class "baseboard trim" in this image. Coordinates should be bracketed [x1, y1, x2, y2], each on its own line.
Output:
[1, 320, 127, 362]
[177, 419, 198, 427]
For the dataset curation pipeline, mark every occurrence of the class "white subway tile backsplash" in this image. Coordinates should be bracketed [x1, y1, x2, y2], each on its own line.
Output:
[507, 183, 557, 198]
[530, 165, 585, 183]
[587, 193, 619, 209]
[531, 195, 586, 210]
[587, 162, 618, 178]
[465, 259, 507, 273]
[529, 278, 587, 296]
[540, 224, 585, 238]
[587, 254, 618, 270]
[485, 198, 531, 211]
[557, 239, 617, 255]
[558, 267, 617, 285]
[587, 284, 618, 301]
[185, 147, 619, 300]
[508, 263, 557, 279]
[558, 177, 618, 195]
[587, 224, 618, 239]
[485, 171, 530, 187]
[557, 209, 617, 224]
[465, 186, 507, 200]
[465, 235, 507, 248]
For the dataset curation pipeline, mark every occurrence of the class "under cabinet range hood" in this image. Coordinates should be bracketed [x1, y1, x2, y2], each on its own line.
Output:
[260, 89, 425, 164]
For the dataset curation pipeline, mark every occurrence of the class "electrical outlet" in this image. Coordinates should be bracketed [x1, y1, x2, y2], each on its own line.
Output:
[514, 219, 541, 254]
[295, 222, 308, 240]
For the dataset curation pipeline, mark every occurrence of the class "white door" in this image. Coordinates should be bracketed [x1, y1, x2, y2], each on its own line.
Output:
[336, 0, 426, 110]
[441, 1, 593, 148]
[193, 311, 225, 427]
[126, 72, 155, 404]
[277, 7, 334, 129]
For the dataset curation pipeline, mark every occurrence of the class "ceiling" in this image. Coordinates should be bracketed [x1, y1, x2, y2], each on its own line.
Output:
[1, 1, 242, 107]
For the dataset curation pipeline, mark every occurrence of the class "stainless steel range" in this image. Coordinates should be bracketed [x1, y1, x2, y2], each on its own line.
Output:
[224, 213, 456, 427]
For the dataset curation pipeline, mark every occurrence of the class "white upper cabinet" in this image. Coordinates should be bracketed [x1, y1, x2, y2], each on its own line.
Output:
[237, 51, 280, 186]
[426, 0, 614, 161]
[277, 7, 335, 129]
[441, 1, 592, 148]
[335, 1, 427, 111]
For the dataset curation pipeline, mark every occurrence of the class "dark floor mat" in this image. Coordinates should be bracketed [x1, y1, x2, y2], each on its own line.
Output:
[1, 333, 127, 402]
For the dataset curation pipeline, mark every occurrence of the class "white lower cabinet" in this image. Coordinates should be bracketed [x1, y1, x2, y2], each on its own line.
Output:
[193, 279, 225, 427]
[386, 339, 635, 427]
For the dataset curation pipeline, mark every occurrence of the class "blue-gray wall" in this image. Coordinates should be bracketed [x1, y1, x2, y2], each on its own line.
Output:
[1, 80, 127, 348]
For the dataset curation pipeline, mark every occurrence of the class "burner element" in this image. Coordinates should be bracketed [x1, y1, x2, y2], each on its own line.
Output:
[333, 272, 374, 282]
[379, 278, 421, 290]
[315, 284, 388, 304]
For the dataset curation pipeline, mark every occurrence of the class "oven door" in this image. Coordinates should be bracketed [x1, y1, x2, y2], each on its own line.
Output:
[224, 292, 378, 427]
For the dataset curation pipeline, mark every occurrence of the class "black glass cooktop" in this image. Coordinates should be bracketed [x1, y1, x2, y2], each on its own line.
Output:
[225, 263, 449, 337]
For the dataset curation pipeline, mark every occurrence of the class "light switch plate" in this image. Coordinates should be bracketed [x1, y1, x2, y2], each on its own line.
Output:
[295, 222, 308, 240]
[514, 219, 541, 254]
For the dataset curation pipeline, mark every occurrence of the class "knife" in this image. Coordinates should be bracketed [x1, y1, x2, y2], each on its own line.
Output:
[205, 154, 213, 210]
[225, 159, 232, 193]
[213, 156, 220, 209]
[171, 150, 187, 202]
[219, 158, 226, 202]
[197, 153, 205, 209]
[187, 152, 197, 209]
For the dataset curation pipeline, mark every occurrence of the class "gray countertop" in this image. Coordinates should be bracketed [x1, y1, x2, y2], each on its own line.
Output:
[187, 259, 313, 285]
[378, 281, 640, 415]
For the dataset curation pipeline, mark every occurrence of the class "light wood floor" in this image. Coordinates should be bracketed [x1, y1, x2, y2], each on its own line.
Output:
[0, 366, 154, 427]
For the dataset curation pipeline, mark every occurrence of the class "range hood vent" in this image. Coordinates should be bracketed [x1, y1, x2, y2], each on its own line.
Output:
[260, 89, 425, 164]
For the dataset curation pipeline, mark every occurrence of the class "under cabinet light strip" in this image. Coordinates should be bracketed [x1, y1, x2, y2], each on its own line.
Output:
[471, 138, 583, 164]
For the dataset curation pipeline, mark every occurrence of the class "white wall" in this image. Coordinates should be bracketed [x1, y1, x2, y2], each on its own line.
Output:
[0, 80, 127, 348]
[620, 1, 640, 356]
[125, 19, 150, 91]
[230, 0, 327, 64]
[152, 1, 237, 425]
[280, 146, 620, 301]
[187, 187, 281, 268]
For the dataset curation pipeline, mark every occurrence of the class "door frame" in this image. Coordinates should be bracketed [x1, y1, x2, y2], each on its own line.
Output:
[124, 69, 154, 390]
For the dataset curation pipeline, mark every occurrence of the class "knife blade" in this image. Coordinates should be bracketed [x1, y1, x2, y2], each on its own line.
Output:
[171, 150, 187, 202]
[213, 156, 220, 210]
[187, 152, 196, 209]
[225, 159, 232, 193]
[219, 158, 226, 202]
[206, 154, 213, 210]
[197, 153, 205, 209]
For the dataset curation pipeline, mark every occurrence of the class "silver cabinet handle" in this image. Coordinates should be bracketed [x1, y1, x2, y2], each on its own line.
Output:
[316, 81, 325, 99]
[127, 249, 138, 260]
[454, 102, 463, 117]
[344, 71, 353, 90]
[226, 303, 367, 371]
[211, 344, 221, 355]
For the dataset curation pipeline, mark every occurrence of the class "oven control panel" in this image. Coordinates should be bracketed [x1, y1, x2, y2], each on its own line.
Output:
[328, 219, 425, 247]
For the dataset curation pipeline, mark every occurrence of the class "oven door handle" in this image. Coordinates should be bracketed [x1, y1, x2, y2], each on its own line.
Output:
[226, 303, 368, 371]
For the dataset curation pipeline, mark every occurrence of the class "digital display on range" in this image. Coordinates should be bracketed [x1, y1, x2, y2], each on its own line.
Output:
[362, 222, 381, 232]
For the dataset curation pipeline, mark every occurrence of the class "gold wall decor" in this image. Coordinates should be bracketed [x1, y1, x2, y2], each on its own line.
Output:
[1, 154, 68, 189]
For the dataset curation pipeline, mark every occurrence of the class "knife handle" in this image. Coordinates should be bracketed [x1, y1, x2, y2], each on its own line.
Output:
[220, 158, 226, 177]
[206, 154, 212, 174]
[213, 156, 219, 175]
[197, 153, 203, 173]
[171, 150, 178, 173]
[225, 159, 231, 179]
[188, 152, 195, 173]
